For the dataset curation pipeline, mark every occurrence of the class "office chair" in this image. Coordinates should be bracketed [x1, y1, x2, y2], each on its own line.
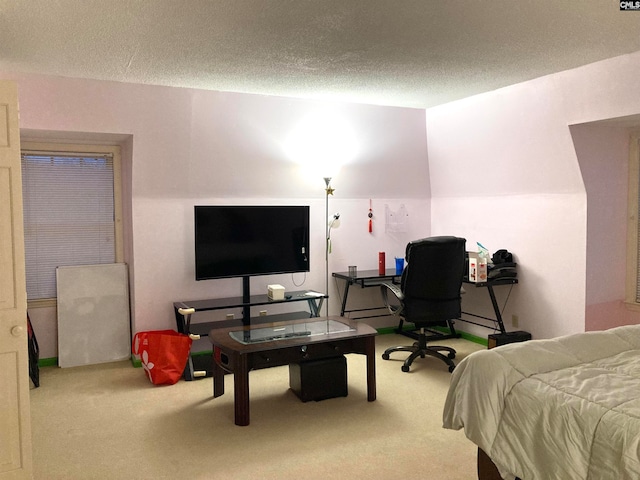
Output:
[381, 236, 466, 373]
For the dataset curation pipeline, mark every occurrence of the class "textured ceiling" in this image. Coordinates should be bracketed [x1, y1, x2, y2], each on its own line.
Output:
[2, 1, 640, 109]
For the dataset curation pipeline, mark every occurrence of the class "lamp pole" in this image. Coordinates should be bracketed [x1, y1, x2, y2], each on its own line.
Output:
[324, 177, 334, 317]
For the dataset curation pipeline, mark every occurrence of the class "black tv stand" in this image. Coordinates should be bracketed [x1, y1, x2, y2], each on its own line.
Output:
[241, 276, 250, 324]
[173, 288, 327, 380]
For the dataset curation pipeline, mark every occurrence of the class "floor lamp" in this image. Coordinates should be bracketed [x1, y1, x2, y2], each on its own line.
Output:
[324, 177, 339, 318]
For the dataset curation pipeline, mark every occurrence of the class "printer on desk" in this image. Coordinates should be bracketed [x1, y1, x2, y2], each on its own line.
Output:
[488, 249, 517, 280]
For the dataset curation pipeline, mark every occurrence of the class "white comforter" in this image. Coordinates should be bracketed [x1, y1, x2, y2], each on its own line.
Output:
[443, 324, 640, 480]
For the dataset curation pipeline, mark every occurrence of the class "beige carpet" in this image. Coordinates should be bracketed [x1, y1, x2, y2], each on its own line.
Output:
[30, 333, 484, 480]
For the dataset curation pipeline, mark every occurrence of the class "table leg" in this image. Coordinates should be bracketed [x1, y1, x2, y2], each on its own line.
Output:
[365, 336, 376, 401]
[234, 354, 250, 426]
[212, 351, 225, 398]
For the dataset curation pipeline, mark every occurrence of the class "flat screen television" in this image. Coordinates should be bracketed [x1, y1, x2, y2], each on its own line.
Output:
[194, 205, 310, 281]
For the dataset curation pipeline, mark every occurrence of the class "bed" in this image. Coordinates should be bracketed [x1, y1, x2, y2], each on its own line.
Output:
[442, 324, 640, 480]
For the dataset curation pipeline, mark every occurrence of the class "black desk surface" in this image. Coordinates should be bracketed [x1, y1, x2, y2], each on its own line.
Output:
[332, 269, 400, 281]
[463, 276, 518, 287]
[333, 269, 517, 286]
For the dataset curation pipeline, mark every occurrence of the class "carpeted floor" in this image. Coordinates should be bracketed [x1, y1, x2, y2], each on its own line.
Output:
[29, 333, 484, 480]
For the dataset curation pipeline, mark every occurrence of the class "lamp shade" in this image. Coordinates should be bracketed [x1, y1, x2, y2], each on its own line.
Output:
[328, 212, 341, 229]
[285, 109, 358, 178]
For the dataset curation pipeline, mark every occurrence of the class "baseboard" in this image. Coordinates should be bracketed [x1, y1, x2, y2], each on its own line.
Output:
[376, 326, 402, 335]
[38, 357, 58, 367]
[376, 325, 488, 347]
[457, 330, 488, 347]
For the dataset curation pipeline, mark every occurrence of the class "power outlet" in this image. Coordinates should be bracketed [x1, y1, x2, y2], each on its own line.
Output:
[512, 314, 519, 328]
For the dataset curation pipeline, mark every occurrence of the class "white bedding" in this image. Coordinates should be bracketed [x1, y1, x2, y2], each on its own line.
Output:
[442, 324, 640, 480]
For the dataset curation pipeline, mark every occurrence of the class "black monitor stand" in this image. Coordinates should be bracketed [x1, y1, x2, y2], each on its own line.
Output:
[242, 275, 251, 324]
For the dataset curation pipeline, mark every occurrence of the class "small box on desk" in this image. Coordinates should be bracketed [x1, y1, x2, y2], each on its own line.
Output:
[488, 331, 531, 349]
[467, 252, 488, 283]
[289, 356, 348, 402]
[267, 284, 285, 300]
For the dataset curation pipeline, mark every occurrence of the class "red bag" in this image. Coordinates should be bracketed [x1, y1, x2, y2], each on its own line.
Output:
[132, 330, 192, 385]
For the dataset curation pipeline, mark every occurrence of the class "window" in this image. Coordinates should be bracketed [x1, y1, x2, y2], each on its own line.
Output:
[21, 142, 123, 306]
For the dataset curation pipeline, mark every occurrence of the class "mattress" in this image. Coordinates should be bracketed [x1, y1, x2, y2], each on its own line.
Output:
[442, 324, 640, 479]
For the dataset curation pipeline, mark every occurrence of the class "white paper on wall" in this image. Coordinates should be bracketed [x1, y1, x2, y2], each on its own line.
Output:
[385, 204, 409, 233]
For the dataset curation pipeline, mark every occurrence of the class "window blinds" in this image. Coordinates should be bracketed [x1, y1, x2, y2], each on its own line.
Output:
[21, 152, 116, 300]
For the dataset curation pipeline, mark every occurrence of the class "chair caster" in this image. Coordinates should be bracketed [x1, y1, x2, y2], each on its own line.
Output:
[382, 353, 390, 360]
[401, 365, 410, 372]
[448, 352, 456, 359]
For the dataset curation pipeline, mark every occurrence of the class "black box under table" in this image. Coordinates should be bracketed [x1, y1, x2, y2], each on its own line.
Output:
[289, 355, 348, 402]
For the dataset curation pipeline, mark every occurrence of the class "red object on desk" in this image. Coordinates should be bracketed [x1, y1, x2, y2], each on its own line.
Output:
[378, 252, 386, 274]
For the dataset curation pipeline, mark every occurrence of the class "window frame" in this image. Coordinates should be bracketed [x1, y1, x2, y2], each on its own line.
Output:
[21, 141, 123, 309]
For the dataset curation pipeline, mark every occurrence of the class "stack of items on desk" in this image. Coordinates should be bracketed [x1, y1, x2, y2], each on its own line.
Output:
[488, 249, 517, 280]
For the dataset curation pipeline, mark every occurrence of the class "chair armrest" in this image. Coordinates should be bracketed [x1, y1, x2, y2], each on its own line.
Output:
[380, 282, 404, 316]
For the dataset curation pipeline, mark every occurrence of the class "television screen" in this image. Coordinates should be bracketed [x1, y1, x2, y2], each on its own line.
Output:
[194, 205, 310, 280]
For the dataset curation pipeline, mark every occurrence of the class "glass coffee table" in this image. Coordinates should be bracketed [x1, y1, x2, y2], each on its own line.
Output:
[209, 316, 377, 426]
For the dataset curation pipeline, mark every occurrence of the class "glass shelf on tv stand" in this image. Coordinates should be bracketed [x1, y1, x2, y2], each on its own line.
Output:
[173, 290, 328, 380]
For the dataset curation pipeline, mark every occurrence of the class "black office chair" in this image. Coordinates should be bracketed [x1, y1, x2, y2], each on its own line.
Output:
[381, 236, 466, 373]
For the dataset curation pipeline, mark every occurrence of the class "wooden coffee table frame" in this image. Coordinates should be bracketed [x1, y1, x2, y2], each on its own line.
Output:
[209, 316, 377, 426]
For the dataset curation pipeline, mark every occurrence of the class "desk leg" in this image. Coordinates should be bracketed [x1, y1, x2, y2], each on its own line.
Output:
[486, 284, 507, 334]
[234, 354, 250, 426]
[365, 336, 376, 401]
[339, 280, 351, 316]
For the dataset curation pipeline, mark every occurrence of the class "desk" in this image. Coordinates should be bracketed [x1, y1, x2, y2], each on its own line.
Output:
[333, 268, 517, 336]
[209, 316, 377, 426]
[332, 269, 401, 319]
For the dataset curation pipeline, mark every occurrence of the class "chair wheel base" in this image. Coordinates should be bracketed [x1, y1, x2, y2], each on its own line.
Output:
[381, 338, 457, 373]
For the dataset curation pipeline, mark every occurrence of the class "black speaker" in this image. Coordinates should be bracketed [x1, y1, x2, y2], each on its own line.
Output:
[289, 356, 348, 402]
[488, 331, 531, 349]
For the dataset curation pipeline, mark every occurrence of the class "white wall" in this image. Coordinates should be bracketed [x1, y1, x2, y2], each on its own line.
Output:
[426, 52, 640, 339]
[2, 72, 430, 358]
[570, 123, 640, 330]
[10, 49, 640, 357]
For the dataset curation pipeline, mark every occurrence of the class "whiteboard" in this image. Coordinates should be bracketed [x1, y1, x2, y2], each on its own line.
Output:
[56, 263, 130, 368]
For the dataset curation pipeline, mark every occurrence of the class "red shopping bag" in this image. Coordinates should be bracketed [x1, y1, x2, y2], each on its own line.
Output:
[132, 330, 192, 385]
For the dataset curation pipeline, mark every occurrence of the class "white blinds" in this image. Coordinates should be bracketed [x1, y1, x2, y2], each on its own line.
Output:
[21, 152, 116, 300]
